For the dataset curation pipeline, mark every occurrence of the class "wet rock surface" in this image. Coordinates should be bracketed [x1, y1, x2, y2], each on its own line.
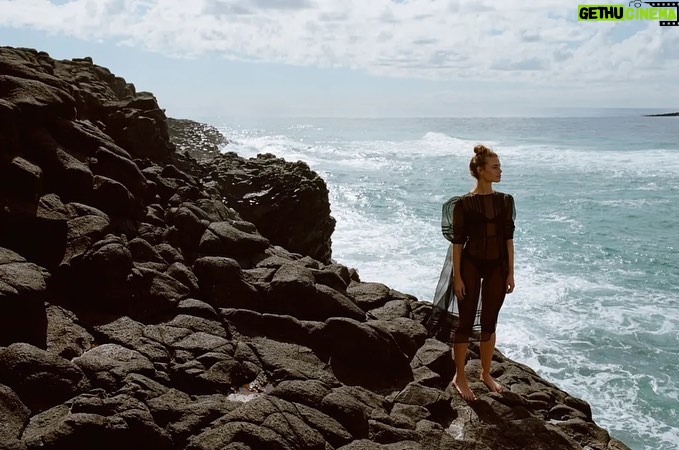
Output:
[0, 46, 629, 450]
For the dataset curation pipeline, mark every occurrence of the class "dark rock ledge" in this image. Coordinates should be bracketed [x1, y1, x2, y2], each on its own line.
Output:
[0, 46, 629, 450]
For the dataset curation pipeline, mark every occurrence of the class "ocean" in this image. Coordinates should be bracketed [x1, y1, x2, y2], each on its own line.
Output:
[207, 114, 679, 450]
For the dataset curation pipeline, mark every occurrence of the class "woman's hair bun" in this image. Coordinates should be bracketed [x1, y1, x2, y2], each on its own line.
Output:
[474, 144, 490, 155]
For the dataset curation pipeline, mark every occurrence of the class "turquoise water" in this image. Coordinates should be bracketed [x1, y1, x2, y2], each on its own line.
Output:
[212, 115, 679, 450]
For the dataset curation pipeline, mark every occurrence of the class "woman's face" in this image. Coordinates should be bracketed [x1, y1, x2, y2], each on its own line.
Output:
[479, 156, 502, 182]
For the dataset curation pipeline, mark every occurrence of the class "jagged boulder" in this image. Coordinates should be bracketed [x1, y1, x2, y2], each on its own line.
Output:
[0, 383, 30, 450]
[0, 343, 89, 412]
[201, 152, 335, 263]
[0, 248, 49, 347]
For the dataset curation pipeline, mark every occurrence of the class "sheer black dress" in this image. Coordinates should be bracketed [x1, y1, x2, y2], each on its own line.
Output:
[427, 192, 516, 343]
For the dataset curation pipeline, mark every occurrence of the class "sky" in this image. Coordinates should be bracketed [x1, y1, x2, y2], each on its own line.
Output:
[1, 0, 678, 119]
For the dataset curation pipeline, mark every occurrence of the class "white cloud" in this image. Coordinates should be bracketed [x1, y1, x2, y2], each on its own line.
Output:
[1, 0, 678, 94]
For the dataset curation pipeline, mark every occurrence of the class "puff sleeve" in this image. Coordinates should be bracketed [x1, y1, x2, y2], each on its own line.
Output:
[441, 196, 466, 244]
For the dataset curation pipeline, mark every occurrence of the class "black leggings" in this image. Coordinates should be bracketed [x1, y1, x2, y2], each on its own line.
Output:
[453, 255, 507, 343]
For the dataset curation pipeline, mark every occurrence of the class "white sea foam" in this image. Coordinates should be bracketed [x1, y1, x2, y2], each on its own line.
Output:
[287, 123, 316, 130]
[505, 144, 679, 178]
[329, 184, 443, 300]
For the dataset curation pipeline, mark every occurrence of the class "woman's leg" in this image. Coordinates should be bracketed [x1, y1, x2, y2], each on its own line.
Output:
[479, 333, 502, 392]
[452, 342, 473, 400]
[478, 264, 507, 392]
[452, 257, 481, 400]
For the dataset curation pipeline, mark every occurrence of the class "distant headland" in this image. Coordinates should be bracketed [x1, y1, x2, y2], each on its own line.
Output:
[644, 112, 679, 117]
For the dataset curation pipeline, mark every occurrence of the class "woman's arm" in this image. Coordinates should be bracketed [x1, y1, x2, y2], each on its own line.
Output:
[450, 198, 466, 299]
[506, 239, 515, 293]
[504, 194, 516, 294]
[453, 243, 465, 299]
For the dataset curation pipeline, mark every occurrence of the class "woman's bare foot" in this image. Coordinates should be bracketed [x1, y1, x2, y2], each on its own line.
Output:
[480, 373, 503, 393]
[452, 375, 476, 401]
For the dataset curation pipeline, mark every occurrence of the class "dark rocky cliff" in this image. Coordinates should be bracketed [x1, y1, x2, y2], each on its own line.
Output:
[0, 46, 629, 450]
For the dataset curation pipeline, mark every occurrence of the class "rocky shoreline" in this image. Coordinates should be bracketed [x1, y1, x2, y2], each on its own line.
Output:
[0, 46, 630, 450]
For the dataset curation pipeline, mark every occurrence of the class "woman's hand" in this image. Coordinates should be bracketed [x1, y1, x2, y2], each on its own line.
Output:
[506, 274, 515, 293]
[453, 276, 466, 300]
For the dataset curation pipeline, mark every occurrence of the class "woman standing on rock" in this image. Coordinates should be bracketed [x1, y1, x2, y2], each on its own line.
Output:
[428, 144, 516, 401]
